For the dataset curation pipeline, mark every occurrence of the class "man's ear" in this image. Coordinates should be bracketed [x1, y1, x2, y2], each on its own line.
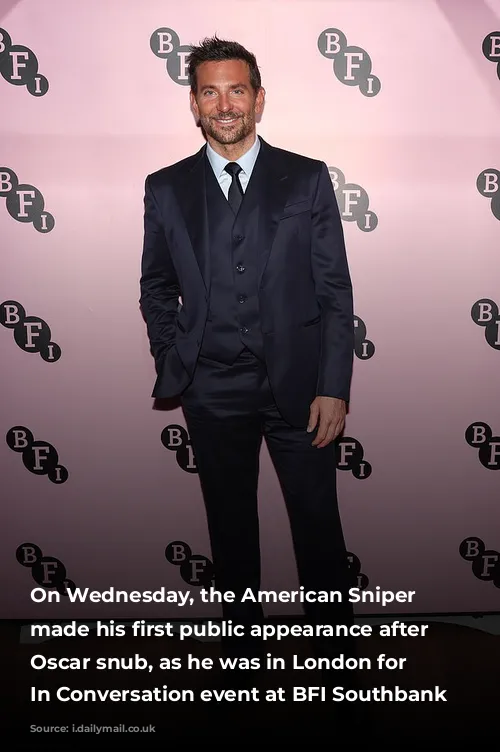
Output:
[190, 90, 199, 122]
[256, 87, 266, 115]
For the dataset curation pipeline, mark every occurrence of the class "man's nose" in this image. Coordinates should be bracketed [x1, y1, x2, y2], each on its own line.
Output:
[217, 93, 231, 111]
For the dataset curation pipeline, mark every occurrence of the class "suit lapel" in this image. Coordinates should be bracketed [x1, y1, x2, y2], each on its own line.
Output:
[237, 138, 291, 288]
[173, 145, 210, 296]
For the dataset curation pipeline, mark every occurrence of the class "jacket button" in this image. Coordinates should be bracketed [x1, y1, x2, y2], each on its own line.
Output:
[234, 234, 244, 242]
[236, 264, 245, 273]
[238, 294, 247, 303]
[240, 326, 249, 334]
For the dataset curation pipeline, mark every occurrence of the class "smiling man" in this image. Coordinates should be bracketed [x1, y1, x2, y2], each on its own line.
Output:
[139, 37, 355, 667]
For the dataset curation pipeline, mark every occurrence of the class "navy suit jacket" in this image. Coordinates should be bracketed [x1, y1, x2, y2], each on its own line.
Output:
[139, 137, 354, 428]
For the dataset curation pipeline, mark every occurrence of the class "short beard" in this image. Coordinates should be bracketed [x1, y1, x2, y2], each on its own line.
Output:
[201, 113, 254, 145]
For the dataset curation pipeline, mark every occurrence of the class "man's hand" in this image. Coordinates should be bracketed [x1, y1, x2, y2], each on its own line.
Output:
[307, 396, 346, 448]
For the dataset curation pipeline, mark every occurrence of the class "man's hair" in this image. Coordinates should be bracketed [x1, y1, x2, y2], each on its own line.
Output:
[187, 36, 261, 94]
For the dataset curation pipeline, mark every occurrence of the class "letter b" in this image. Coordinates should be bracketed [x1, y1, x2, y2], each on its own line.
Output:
[293, 688, 308, 701]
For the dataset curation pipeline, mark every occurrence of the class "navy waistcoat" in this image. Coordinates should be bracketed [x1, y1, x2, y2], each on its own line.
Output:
[200, 156, 265, 364]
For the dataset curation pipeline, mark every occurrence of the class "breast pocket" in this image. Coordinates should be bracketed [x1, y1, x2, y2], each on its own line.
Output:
[280, 199, 312, 220]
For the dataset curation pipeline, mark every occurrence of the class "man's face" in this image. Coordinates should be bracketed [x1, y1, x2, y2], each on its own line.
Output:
[190, 59, 264, 146]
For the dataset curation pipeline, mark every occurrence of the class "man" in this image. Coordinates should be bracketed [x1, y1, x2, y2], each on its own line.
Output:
[139, 37, 356, 667]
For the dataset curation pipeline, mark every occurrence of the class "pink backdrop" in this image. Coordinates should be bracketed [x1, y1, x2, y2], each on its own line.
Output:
[1, 0, 499, 619]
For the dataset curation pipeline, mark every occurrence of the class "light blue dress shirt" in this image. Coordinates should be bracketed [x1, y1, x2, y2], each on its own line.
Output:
[206, 135, 261, 198]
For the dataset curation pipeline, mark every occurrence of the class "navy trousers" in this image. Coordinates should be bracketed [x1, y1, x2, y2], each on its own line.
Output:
[181, 348, 354, 660]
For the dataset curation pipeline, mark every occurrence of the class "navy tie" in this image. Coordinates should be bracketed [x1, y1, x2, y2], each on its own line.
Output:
[224, 162, 244, 215]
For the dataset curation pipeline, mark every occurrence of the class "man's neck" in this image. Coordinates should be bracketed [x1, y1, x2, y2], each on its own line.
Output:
[206, 131, 257, 161]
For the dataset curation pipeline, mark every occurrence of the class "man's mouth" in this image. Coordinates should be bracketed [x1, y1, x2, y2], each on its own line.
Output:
[214, 116, 240, 125]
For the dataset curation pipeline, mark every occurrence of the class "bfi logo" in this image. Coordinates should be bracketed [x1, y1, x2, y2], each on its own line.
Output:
[318, 28, 381, 97]
[459, 537, 500, 588]
[16, 542, 75, 594]
[482, 31, 500, 81]
[0, 28, 49, 96]
[354, 316, 375, 360]
[346, 551, 369, 589]
[0, 168, 54, 232]
[329, 167, 378, 232]
[465, 423, 500, 471]
[335, 437, 372, 480]
[1, 300, 61, 361]
[161, 424, 197, 473]
[471, 298, 500, 351]
[476, 168, 500, 221]
[6, 426, 69, 483]
[165, 540, 214, 586]
[150, 28, 190, 86]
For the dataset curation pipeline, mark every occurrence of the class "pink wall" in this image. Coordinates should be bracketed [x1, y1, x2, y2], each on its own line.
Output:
[1, 0, 499, 619]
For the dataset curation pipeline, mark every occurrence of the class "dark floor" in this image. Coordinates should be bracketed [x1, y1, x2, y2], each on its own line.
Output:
[3, 618, 499, 748]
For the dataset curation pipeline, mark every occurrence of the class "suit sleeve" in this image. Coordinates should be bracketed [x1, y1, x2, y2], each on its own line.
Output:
[311, 162, 355, 402]
[139, 175, 180, 375]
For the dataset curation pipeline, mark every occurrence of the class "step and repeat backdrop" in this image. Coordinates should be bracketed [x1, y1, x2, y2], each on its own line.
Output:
[1, 0, 499, 620]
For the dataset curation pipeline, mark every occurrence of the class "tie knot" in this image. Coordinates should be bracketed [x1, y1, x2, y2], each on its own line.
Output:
[224, 162, 242, 177]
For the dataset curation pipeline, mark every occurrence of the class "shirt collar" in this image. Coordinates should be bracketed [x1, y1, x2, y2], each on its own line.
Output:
[206, 134, 261, 179]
